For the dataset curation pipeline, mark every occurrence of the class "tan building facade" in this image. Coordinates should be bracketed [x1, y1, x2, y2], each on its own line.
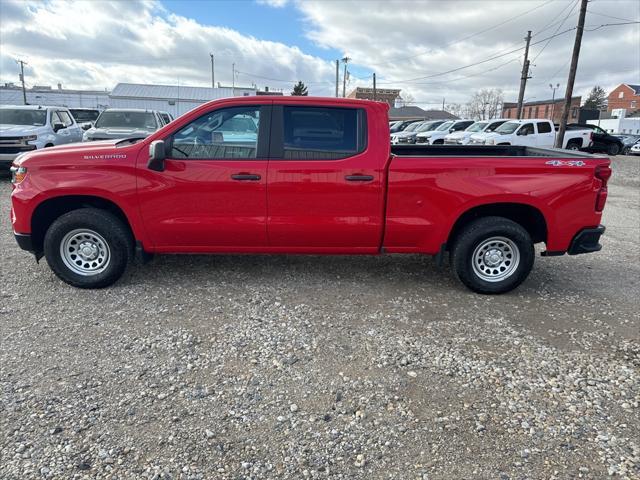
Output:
[347, 87, 401, 107]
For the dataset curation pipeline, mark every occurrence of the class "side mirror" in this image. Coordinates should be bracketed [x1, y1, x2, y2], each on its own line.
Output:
[81, 122, 92, 131]
[53, 122, 65, 133]
[148, 140, 166, 172]
[449, 129, 454, 133]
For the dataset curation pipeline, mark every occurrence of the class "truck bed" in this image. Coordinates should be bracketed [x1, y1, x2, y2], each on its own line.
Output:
[391, 145, 597, 158]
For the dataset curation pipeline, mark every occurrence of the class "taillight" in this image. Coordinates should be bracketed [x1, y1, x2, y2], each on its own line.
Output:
[594, 164, 611, 212]
[595, 164, 612, 184]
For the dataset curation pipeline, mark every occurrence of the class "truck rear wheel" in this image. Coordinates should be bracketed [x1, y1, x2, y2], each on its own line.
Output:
[44, 208, 132, 288]
[450, 216, 534, 294]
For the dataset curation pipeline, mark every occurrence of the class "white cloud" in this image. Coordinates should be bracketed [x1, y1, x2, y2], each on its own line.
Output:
[0, 0, 335, 94]
[256, 0, 289, 7]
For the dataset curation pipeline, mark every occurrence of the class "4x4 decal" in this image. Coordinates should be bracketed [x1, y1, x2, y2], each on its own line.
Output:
[545, 160, 586, 167]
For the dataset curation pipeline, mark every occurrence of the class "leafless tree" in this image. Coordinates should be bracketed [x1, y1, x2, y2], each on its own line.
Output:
[466, 88, 504, 120]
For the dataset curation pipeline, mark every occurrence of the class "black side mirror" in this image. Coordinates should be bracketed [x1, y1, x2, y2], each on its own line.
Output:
[81, 122, 92, 131]
[53, 122, 65, 132]
[148, 140, 166, 172]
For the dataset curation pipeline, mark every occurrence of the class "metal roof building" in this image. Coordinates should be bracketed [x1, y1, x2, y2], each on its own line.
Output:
[109, 83, 257, 117]
[0, 83, 110, 109]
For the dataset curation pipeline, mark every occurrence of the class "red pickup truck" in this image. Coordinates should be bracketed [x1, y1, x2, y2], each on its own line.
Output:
[10, 96, 611, 294]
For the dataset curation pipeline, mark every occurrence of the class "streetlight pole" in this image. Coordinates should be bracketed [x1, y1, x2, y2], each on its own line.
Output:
[549, 83, 560, 122]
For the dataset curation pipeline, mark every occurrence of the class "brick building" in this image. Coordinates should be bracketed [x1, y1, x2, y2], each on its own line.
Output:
[347, 87, 401, 107]
[502, 97, 582, 123]
[607, 84, 640, 112]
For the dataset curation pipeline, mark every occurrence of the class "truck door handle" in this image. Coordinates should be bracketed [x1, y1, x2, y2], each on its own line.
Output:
[345, 174, 374, 182]
[231, 173, 261, 181]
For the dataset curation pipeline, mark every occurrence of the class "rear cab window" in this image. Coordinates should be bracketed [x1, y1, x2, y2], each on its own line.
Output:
[272, 106, 367, 160]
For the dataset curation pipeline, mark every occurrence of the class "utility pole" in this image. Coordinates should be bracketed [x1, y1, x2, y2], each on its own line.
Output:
[335, 60, 339, 98]
[232, 62, 235, 95]
[516, 30, 532, 120]
[549, 83, 560, 121]
[341, 56, 350, 98]
[209, 53, 215, 88]
[556, 0, 588, 148]
[442, 97, 445, 111]
[17, 59, 28, 105]
[373, 73, 377, 101]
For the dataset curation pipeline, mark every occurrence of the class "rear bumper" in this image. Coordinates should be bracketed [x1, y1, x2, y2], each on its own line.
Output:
[542, 225, 605, 256]
[14, 232, 34, 252]
[568, 225, 605, 255]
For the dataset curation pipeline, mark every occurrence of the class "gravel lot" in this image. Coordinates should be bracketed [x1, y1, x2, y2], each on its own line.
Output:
[1, 156, 638, 480]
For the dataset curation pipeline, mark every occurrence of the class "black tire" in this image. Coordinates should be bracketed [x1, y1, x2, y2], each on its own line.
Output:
[433, 139, 444, 144]
[607, 143, 620, 156]
[44, 208, 132, 288]
[450, 216, 535, 294]
[44, 143, 54, 148]
[566, 140, 581, 151]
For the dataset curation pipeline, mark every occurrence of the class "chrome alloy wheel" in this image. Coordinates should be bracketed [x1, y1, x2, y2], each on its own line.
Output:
[60, 229, 111, 276]
[471, 236, 520, 282]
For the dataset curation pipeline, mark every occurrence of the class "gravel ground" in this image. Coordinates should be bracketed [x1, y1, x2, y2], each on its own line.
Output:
[1, 156, 638, 479]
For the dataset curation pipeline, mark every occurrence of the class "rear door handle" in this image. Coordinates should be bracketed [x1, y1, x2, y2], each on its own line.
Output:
[231, 173, 261, 181]
[345, 174, 374, 182]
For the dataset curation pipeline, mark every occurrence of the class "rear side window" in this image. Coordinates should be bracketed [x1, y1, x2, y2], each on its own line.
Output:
[537, 122, 552, 133]
[281, 106, 366, 160]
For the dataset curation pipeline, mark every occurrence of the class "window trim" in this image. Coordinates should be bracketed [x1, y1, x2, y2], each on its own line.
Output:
[269, 105, 368, 161]
[165, 105, 271, 161]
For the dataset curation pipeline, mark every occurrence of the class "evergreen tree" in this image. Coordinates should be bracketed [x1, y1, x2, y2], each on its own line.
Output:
[291, 81, 308, 96]
[583, 86, 607, 110]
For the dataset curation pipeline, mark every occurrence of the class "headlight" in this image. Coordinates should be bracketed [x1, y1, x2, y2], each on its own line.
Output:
[24, 135, 38, 142]
[10, 166, 28, 185]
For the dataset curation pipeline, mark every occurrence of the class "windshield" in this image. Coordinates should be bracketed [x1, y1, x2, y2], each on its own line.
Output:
[436, 121, 453, 131]
[495, 121, 520, 134]
[415, 122, 436, 132]
[466, 122, 488, 132]
[403, 122, 422, 132]
[0, 108, 47, 126]
[486, 120, 506, 132]
[70, 109, 99, 123]
[95, 111, 157, 129]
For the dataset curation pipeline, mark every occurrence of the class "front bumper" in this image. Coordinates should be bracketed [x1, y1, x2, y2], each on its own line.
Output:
[568, 225, 605, 255]
[14, 232, 34, 252]
[0, 152, 19, 167]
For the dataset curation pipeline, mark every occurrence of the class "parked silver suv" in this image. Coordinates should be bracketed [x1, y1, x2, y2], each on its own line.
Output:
[83, 109, 164, 141]
[0, 105, 83, 168]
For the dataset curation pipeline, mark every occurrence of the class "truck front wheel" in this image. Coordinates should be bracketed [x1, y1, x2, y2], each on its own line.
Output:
[450, 217, 534, 294]
[44, 208, 132, 288]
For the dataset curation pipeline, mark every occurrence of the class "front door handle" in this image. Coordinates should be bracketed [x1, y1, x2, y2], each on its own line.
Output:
[345, 174, 374, 182]
[231, 173, 261, 181]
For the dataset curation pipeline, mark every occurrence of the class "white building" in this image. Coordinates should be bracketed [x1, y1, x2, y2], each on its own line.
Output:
[108, 83, 257, 117]
[587, 109, 640, 135]
[0, 83, 110, 109]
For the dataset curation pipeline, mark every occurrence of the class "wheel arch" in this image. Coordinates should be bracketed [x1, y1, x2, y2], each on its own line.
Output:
[31, 195, 136, 254]
[447, 202, 548, 249]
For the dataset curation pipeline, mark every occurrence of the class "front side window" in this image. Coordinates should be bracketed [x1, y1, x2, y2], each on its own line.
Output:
[0, 108, 46, 126]
[282, 106, 366, 160]
[518, 123, 534, 135]
[170, 106, 260, 159]
[436, 121, 453, 131]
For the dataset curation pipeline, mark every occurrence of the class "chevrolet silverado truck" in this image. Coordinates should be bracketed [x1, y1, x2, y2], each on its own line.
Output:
[10, 97, 611, 294]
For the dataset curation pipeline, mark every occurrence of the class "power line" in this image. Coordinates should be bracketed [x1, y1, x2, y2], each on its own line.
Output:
[586, 9, 639, 23]
[531, 0, 579, 63]
[371, 0, 555, 67]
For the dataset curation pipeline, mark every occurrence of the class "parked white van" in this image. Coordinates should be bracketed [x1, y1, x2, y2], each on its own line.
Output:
[470, 119, 593, 149]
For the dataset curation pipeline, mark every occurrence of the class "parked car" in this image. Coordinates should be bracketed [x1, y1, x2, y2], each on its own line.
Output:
[613, 134, 640, 154]
[477, 119, 592, 149]
[68, 108, 101, 130]
[390, 119, 422, 133]
[569, 124, 625, 156]
[158, 111, 174, 125]
[0, 105, 83, 169]
[83, 109, 164, 141]
[10, 96, 611, 294]
[393, 120, 447, 144]
[418, 119, 475, 144]
[445, 119, 508, 145]
[390, 120, 427, 144]
[630, 141, 640, 155]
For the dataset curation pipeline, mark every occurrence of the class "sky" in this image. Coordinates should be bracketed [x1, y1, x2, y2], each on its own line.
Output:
[0, 0, 638, 107]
